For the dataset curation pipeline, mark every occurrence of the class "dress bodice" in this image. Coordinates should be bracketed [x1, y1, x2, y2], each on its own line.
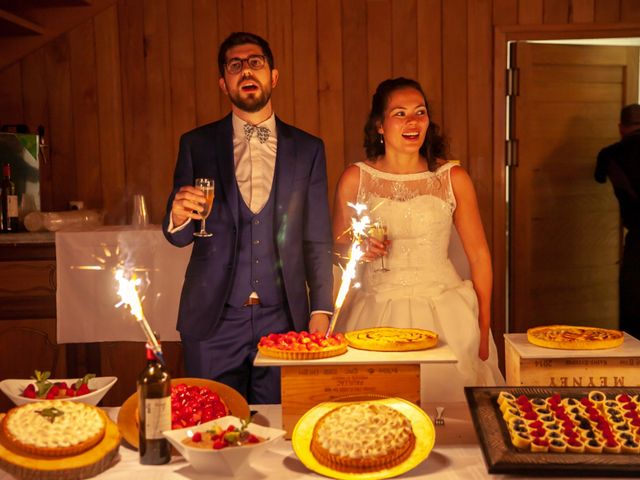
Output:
[355, 161, 461, 289]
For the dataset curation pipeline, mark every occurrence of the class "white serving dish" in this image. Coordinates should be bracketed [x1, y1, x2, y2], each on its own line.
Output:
[163, 416, 286, 477]
[0, 376, 117, 407]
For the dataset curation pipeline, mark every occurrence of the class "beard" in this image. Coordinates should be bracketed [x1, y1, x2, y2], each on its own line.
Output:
[227, 76, 272, 113]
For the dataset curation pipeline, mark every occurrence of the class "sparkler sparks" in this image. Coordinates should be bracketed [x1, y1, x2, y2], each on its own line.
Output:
[326, 202, 371, 337]
[114, 267, 165, 365]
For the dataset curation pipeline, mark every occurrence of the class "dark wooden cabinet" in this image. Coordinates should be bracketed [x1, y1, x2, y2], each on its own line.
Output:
[0, 234, 62, 412]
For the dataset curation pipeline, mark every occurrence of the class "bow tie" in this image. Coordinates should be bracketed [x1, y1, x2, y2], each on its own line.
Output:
[243, 123, 270, 144]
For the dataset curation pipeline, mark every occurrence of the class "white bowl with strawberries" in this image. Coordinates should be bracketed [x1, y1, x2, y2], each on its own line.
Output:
[0, 370, 117, 407]
[163, 415, 286, 475]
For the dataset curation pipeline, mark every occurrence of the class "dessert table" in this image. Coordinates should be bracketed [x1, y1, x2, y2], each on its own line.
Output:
[0, 402, 622, 480]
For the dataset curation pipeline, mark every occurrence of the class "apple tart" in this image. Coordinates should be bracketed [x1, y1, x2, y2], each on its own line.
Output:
[345, 327, 438, 352]
[526, 325, 624, 350]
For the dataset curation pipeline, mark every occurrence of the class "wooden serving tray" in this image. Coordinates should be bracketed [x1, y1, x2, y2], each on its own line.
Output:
[465, 386, 640, 477]
[0, 412, 121, 480]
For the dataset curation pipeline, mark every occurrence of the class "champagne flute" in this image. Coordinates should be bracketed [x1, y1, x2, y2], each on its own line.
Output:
[193, 178, 214, 238]
[368, 221, 389, 272]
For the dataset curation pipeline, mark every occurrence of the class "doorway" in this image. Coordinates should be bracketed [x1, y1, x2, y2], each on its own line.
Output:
[492, 27, 640, 351]
[504, 39, 640, 334]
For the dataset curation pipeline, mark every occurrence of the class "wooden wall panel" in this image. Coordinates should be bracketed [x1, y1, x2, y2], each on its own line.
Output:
[594, 0, 620, 22]
[544, 0, 571, 23]
[621, 0, 640, 21]
[467, 0, 493, 238]
[493, 0, 517, 25]
[366, 0, 392, 97]
[144, 0, 173, 223]
[20, 50, 51, 212]
[442, 0, 468, 161]
[518, 0, 543, 25]
[194, 0, 221, 126]
[0, 64, 23, 125]
[417, 0, 443, 125]
[572, 0, 595, 23]
[317, 0, 344, 209]
[292, 0, 319, 135]
[391, 0, 417, 79]
[243, 0, 269, 39]
[44, 37, 75, 212]
[168, 0, 197, 160]
[341, 0, 367, 166]
[216, 0, 242, 114]
[94, 6, 126, 225]
[68, 21, 102, 211]
[118, 0, 148, 223]
[268, 0, 294, 124]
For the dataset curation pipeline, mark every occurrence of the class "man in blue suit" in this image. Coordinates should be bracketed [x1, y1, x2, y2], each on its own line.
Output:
[163, 32, 334, 404]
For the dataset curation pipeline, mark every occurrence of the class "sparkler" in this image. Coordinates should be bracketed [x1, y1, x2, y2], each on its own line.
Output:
[114, 268, 165, 365]
[326, 203, 370, 337]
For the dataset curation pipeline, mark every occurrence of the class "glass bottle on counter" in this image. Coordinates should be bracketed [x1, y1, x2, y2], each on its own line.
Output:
[138, 341, 171, 465]
[1, 163, 19, 232]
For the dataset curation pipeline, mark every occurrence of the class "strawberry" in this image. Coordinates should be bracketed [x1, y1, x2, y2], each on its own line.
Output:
[22, 384, 36, 398]
[76, 383, 90, 396]
[191, 432, 202, 442]
[247, 434, 259, 443]
[212, 439, 226, 450]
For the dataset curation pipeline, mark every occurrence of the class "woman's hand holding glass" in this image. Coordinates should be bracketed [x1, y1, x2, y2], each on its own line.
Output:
[364, 221, 390, 272]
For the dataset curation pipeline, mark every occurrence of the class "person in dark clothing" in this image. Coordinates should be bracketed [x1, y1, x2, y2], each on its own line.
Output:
[595, 103, 640, 339]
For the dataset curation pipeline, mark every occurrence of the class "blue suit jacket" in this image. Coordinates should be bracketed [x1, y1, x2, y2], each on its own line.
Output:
[162, 114, 334, 338]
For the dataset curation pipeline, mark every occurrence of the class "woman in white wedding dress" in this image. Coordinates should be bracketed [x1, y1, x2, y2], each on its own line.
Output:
[332, 78, 504, 401]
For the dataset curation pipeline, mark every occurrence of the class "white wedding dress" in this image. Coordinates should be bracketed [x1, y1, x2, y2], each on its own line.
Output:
[337, 162, 505, 402]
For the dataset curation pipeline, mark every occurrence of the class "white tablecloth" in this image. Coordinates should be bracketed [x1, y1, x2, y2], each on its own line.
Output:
[56, 226, 190, 343]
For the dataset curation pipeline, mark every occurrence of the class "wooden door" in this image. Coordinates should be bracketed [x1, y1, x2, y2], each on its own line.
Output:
[510, 43, 639, 333]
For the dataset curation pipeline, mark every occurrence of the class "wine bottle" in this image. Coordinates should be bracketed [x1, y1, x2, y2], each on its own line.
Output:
[1, 163, 18, 232]
[138, 343, 171, 465]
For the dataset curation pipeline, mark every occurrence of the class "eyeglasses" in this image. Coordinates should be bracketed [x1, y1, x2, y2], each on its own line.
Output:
[224, 55, 267, 75]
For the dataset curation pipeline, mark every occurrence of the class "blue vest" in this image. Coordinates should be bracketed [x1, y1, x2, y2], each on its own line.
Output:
[226, 183, 285, 307]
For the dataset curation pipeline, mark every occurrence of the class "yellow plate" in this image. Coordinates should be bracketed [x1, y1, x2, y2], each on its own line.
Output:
[117, 377, 250, 449]
[292, 397, 435, 480]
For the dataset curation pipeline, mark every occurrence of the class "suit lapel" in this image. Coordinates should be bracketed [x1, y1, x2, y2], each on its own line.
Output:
[216, 114, 239, 226]
[274, 117, 295, 232]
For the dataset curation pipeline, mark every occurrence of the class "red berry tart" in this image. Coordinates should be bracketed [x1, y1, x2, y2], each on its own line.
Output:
[258, 331, 347, 360]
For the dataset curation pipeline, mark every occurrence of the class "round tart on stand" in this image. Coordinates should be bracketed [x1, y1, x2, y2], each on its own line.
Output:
[345, 327, 438, 352]
[258, 331, 347, 360]
[526, 325, 624, 350]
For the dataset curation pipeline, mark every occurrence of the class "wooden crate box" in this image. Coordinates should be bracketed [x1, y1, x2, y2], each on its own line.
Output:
[504, 333, 640, 388]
